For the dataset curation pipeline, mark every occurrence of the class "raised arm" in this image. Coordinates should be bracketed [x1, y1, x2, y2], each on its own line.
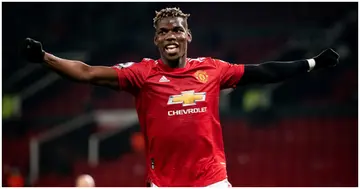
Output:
[22, 38, 119, 90]
[238, 49, 340, 86]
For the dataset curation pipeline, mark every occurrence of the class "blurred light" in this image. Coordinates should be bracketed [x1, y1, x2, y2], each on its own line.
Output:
[2, 94, 21, 119]
[131, 132, 145, 153]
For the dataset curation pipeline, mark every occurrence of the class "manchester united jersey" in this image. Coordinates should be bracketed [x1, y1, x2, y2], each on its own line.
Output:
[112, 57, 244, 187]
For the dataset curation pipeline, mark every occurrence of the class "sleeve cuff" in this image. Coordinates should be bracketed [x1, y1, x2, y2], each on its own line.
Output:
[306, 59, 316, 72]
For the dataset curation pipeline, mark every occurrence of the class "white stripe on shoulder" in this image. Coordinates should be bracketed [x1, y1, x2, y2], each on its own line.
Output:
[115, 62, 135, 68]
[192, 57, 207, 62]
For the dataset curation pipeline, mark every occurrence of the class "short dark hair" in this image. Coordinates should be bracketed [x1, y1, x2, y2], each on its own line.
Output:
[153, 7, 190, 28]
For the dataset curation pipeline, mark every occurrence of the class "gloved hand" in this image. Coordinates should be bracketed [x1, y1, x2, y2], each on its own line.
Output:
[313, 48, 340, 69]
[22, 38, 45, 63]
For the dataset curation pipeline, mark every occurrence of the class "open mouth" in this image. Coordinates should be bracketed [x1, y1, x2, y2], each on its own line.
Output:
[164, 44, 179, 55]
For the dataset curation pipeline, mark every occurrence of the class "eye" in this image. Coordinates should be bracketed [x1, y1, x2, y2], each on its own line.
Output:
[158, 31, 166, 35]
[174, 28, 184, 33]
[158, 30, 167, 35]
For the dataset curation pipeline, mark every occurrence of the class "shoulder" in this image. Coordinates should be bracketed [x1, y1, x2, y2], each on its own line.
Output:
[188, 57, 215, 65]
[141, 58, 157, 65]
[188, 57, 229, 68]
[113, 58, 157, 70]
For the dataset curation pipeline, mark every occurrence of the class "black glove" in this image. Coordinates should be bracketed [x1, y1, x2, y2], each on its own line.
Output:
[22, 38, 45, 63]
[313, 48, 340, 70]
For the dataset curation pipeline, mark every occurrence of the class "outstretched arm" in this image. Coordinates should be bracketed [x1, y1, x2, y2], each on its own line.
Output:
[23, 38, 119, 90]
[238, 49, 340, 86]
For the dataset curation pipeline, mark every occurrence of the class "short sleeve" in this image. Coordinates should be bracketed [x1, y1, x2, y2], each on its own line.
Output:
[213, 59, 245, 89]
[111, 60, 149, 95]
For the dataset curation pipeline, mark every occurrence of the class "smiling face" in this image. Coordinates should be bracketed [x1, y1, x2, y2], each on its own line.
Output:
[154, 17, 192, 62]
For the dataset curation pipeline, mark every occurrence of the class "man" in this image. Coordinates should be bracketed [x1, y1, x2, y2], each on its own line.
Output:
[22, 7, 339, 187]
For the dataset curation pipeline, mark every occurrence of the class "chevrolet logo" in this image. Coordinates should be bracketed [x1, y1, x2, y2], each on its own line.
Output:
[167, 90, 206, 107]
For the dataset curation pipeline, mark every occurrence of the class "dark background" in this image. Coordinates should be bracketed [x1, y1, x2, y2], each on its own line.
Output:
[2, 2, 358, 187]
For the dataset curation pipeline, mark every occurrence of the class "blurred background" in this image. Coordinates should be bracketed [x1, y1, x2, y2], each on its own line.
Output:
[2, 2, 358, 187]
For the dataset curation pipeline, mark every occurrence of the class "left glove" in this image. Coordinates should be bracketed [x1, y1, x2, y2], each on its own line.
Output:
[22, 38, 45, 63]
[313, 48, 340, 70]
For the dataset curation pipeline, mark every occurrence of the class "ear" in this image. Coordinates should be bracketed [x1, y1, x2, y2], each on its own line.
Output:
[187, 29, 192, 43]
[154, 34, 158, 46]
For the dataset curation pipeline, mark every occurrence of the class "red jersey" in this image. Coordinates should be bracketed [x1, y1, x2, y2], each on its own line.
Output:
[112, 57, 244, 187]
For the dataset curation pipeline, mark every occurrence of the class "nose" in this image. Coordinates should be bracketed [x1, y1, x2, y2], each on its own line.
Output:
[165, 32, 176, 41]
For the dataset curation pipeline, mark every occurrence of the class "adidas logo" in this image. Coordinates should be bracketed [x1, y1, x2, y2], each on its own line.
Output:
[159, 76, 170, 82]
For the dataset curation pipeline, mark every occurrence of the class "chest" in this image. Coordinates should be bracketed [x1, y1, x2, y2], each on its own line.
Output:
[143, 66, 219, 95]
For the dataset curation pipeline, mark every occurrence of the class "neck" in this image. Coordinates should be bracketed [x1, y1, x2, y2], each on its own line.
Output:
[161, 54, 187, 68]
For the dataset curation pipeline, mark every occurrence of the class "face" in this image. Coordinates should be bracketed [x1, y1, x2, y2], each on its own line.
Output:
[154, 17, 192, 61]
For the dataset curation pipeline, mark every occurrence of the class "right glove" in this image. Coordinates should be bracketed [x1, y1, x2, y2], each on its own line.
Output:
[22, 38, 45, 63]
[313, 48, 340, 70]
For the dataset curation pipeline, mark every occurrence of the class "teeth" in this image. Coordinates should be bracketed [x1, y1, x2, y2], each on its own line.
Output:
[166, 45, 177, 49]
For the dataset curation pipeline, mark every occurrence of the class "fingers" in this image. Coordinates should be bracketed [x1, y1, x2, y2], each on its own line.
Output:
[325, 48, 340, 59]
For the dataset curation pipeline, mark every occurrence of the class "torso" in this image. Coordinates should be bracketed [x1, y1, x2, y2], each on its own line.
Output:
[135, 57, 227, 186]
